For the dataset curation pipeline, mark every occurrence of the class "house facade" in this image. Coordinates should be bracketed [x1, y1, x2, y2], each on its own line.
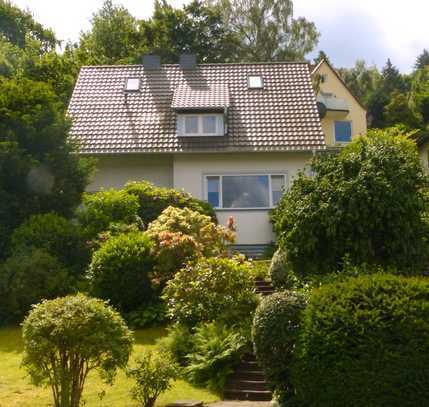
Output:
[68, 56, 367, 248]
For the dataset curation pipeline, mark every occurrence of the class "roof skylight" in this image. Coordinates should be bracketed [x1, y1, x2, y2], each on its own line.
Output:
[125, 78, 140, 91]
[248, 75, 263, 89]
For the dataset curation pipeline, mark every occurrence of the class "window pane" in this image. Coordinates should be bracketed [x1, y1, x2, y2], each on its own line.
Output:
[249, 76, 263, 88]
[271, 175, 285, 205]
[185, 116, 198, 134]
[125, 78, 140, 91]
[207, 176, 220, 207]
[203, 116, 217, 134]
[335, 121, 352, 142]
[222, 175, 269, 208]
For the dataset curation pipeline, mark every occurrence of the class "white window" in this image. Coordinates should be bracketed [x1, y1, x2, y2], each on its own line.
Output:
[248, 75, 263, 89]
[177, 114, 224, 136]
[125, 78, 140, 91]
[205, 174, 287, 209]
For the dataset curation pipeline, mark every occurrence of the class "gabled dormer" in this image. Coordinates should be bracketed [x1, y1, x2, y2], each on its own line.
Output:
[312, 59, 367, 147]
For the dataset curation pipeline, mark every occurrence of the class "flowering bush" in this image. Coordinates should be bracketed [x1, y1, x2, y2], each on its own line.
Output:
[147, 206, 235, 280]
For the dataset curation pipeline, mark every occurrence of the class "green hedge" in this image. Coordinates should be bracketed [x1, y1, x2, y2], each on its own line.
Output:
[124, 181, 216, 225]
[292, 273, 429, 407]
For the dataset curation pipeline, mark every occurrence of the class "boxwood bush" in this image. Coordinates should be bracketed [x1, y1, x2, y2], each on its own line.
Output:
[252, 291, 307, 402]
[87, 232, 155, 313]
[124, 181, 216, 224]
[292, 273, 429, 407]
[269, 249, 299, 290]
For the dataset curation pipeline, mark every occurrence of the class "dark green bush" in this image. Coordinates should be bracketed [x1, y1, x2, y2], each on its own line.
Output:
[10, 213, 89, 277]
[252, 291, 307, 402]
[272, 130, 429, 278]
[157, 324, 194, 367]
[87, 232, 155, 313]
[124, 181, 216, 225]
[292, 273, 429, 407]
[0, 248, 72, 323]
[127, 300, 167, 329]
[269, 248, 299, 290]
[162, 256, 258, 326]
[77, 189, 140, 239]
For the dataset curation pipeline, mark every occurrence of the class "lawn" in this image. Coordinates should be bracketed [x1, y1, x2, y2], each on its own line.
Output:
[0, 326, 219, 407]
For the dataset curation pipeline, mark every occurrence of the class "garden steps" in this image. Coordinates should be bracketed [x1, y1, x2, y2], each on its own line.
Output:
[223, 279, 274, 401]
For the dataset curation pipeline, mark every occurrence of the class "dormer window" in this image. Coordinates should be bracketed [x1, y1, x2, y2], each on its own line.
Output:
[248, 75, 263, 89]
[177, 113, 224, 137]
[125, 78, 140, 91]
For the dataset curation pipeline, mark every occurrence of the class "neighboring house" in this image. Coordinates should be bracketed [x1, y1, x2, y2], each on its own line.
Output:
[68, 55, 365, 250]
[311, 59, 367, 146]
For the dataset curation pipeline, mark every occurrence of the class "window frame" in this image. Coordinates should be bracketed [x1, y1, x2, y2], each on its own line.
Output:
[124, 77, 140, 92]
[248, 75, 264, 89]
[334, 120, 353, 143]
[177, 113, 224, 137]
[203, 173, 288, 210]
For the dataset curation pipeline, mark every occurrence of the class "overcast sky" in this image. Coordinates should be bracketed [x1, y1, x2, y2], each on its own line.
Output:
[11, 0, 429, 73]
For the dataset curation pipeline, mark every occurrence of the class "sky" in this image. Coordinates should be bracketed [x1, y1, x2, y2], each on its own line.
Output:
[11, 0, 429, 73]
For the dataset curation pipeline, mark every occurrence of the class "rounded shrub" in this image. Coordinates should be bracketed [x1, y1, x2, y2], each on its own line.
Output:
[10, 212, 89, 276]
[252, 291, 307, 401]
[124, 181, 216, 224]
[162, 256, 258, 326]
[269, 248, 299, 290]
[0, 248, 72, 323]
[87, 232, 155, 313]
[22, 294, 133, 407]
[292, 273, 429, 407]
[77, 189, 140, 239]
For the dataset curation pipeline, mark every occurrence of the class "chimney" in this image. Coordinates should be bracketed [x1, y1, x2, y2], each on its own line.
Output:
[180, 54, 197, 70]
[143, 54, 161, 70]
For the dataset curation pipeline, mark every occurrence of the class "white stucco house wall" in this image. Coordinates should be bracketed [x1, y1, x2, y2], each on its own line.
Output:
[68, 55, 365, 252]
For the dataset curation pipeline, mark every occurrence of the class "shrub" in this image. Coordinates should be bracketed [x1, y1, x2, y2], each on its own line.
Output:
[272, 129, 429, 278]
[185, 322, 247, 394]
[269, 249, 299, 290]
[252, 291, 307, 402]
[127, 300, 167, 329]
[87, 232, 155, 313]
[292, 273, 429, 407]
[147, 207, 234, 281]
[0, 248, 72, 324]
[77, 189, 140, 239]
[10, 213, 89, 277]
[124, 181, 216, 225]
[162, 256, 258, 326]
[127, 350, 179, 407]
[157, 324, 194, 366]
[22, 294, 133, 407]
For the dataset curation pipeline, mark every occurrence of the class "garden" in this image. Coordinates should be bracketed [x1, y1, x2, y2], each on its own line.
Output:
[2, 129, 429, 407]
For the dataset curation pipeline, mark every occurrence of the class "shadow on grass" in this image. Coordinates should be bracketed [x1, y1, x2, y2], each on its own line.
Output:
[133, 326, 167, 346]
[0, 326, 24, 353]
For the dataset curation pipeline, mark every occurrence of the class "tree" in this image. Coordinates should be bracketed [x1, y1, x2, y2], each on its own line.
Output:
[411, 66, 429, 125]
[271, 129, 429, 279]
[22, 294, 134, 407]
[384, 91, 421, 129]
[415, 49, 429, 70]
[0, 77, 93, 256]
[214, 0, 319, 61]
[313, 50, 330, 65]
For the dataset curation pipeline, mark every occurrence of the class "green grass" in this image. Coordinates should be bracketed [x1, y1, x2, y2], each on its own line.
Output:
[0, 326, 219, 407]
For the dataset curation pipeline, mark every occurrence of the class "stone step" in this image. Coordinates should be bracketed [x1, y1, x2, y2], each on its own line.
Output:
[224, 389, 272, 401]
[226, 379, 269, 392]
[230, 370, 266, 381]
[236, 360, 261, 370]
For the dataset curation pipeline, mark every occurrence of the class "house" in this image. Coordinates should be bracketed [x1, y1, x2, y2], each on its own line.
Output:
[68, 55, 366, 251]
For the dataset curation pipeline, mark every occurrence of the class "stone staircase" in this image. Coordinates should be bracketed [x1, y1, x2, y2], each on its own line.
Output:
[223, 278, 275, 401]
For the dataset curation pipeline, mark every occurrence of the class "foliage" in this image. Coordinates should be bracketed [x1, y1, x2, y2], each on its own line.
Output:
[216, 0, 319, 61]
[292, 273, 429, 407]
[415, 49, 429, 70]
[0, 77, 93, 256]
[163, 255, 258, 326]
[77, 189, 140, 240]
[127, 301, 167, 329]
[87, 232, 155, 313]
[0, 248, 72, 324]
[384, 90, 422, 129]
[252, 291, 306, 402]
[272, 130, 429, 279]
[157, 324, 195, 367]
[127, 350, 179, 407]
[185, 322, 247, 394]
[124, 181, 216, 225]
[22, 294, 133, 407]
[269, 248, 299, 290]
[251, 260, 271, 280]
[10, 213, 89, 276]
[147, 206, 233, 281]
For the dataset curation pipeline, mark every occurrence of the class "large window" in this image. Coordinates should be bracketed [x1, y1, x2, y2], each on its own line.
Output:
[205, 174, 287, 209]
[335, 121, 352, 142]
[177, 114, 224, 136]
